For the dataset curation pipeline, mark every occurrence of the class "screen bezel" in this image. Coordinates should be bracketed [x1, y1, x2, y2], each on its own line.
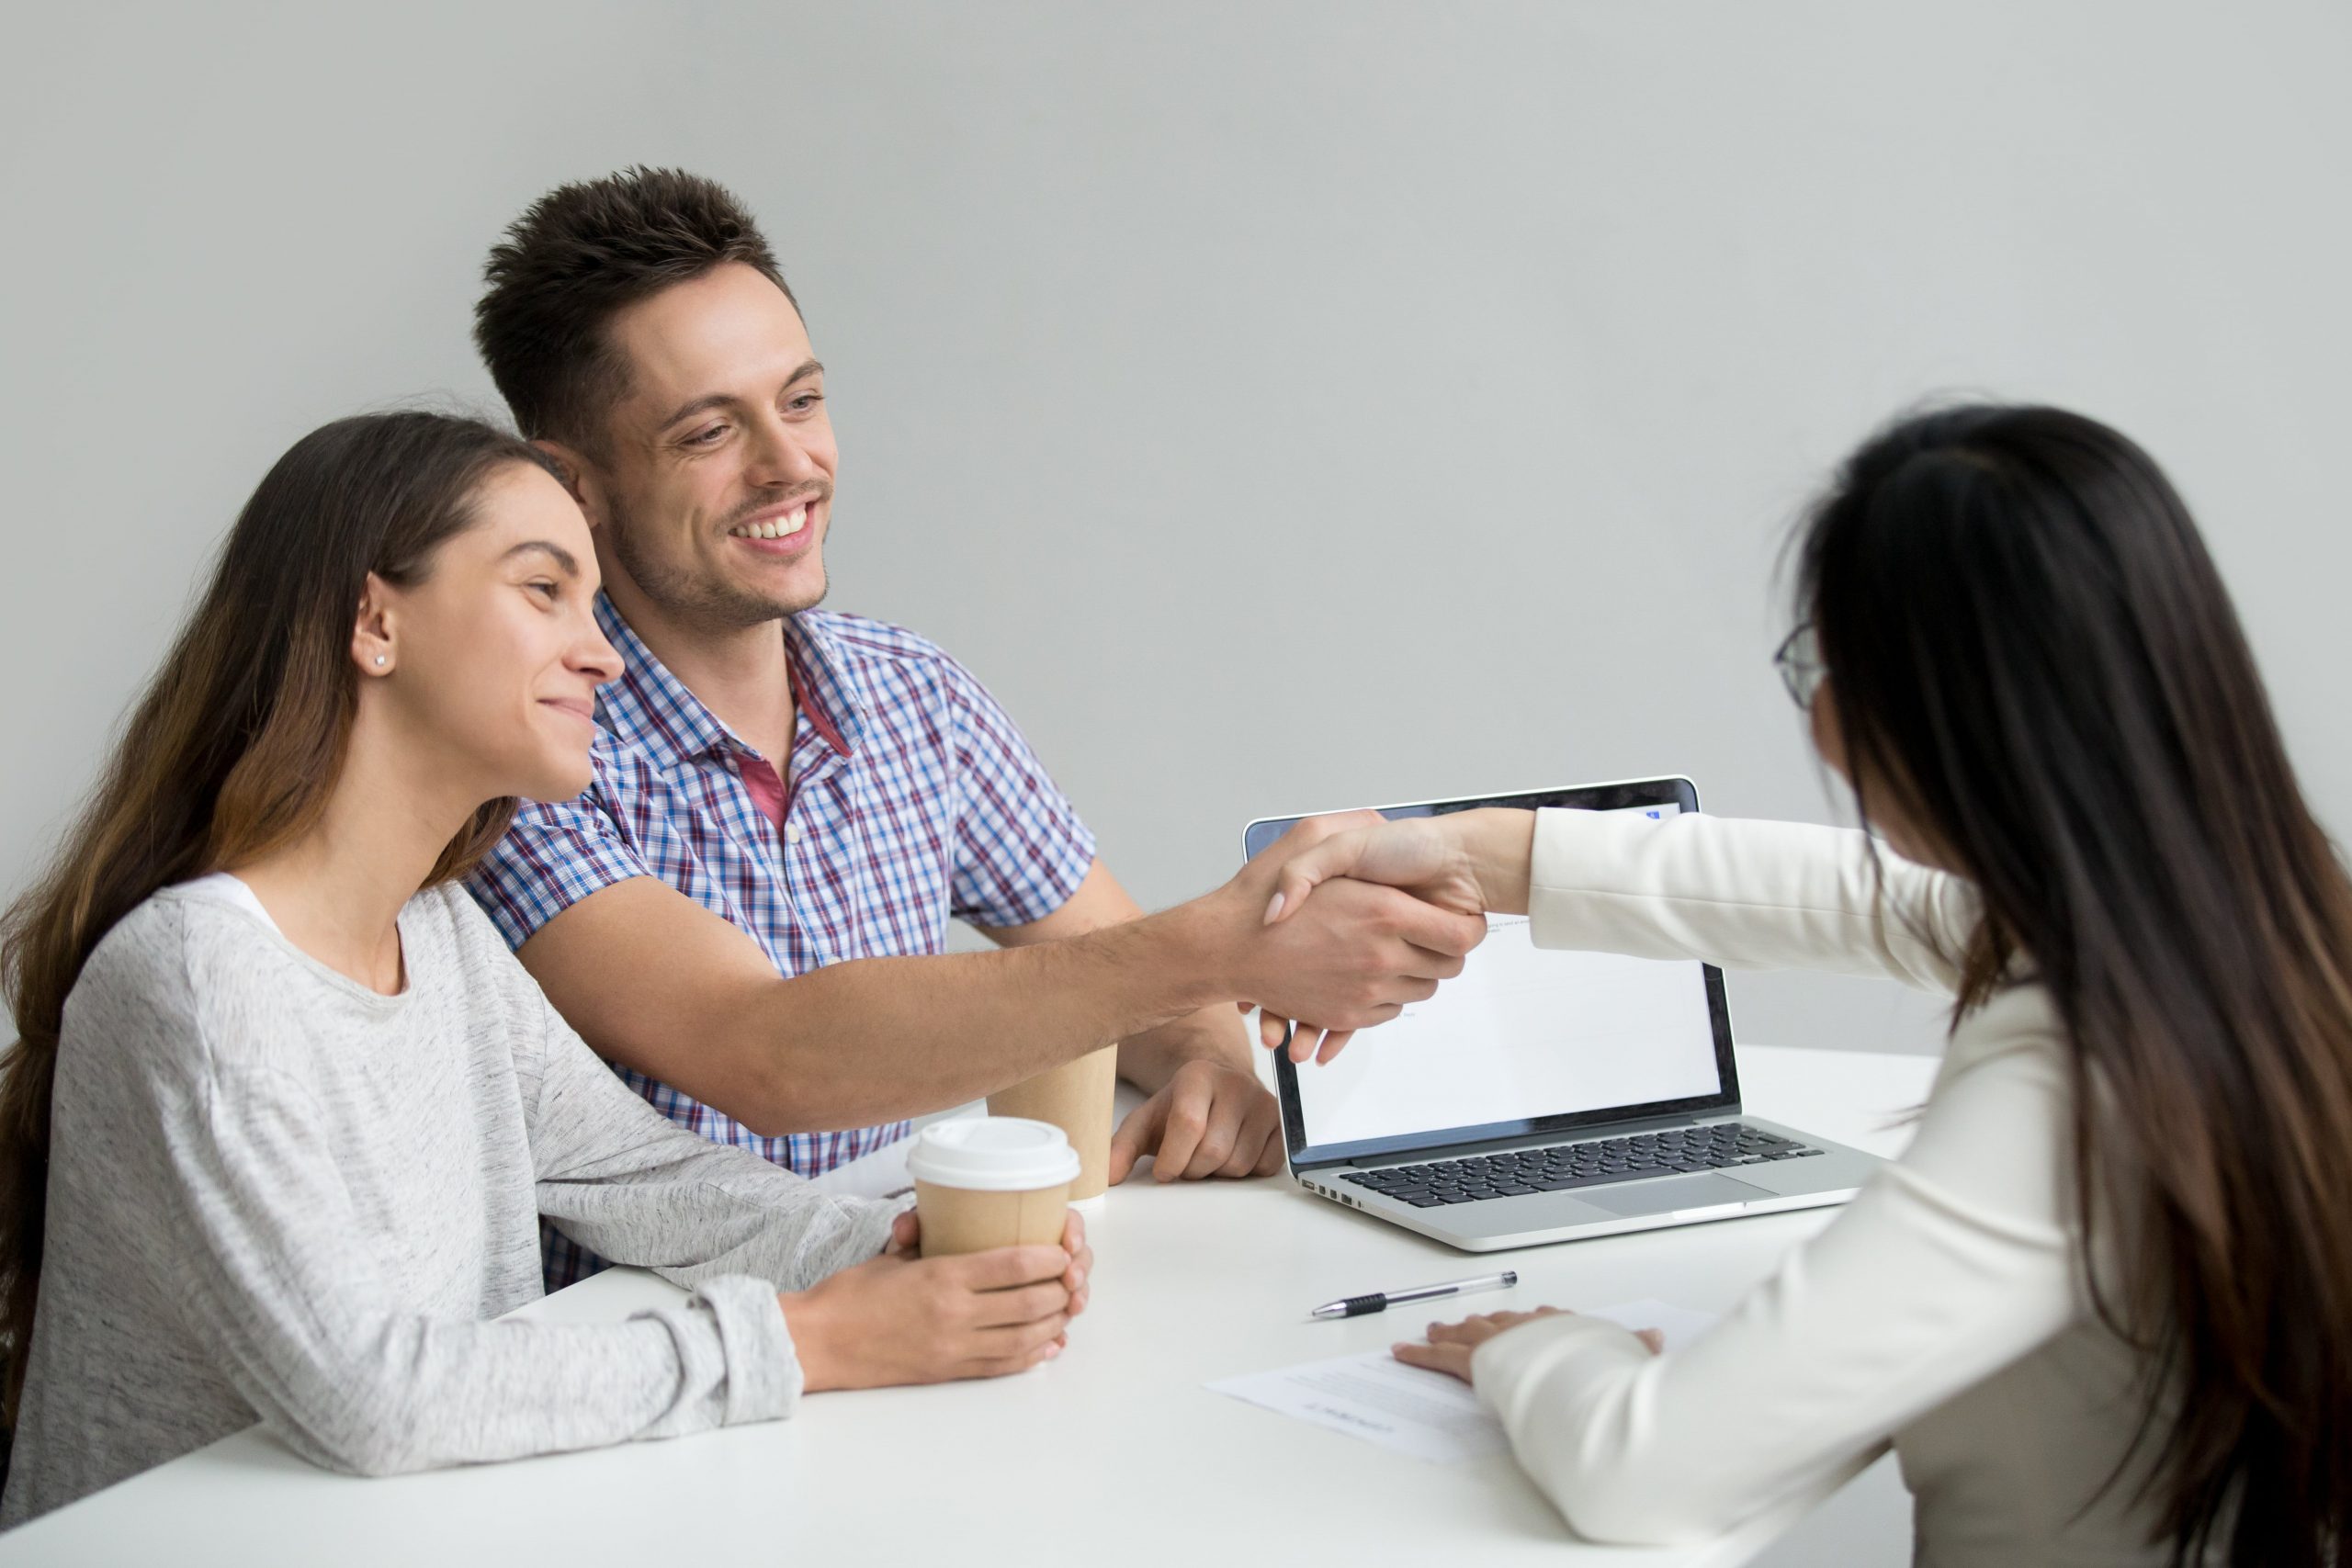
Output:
[1241, 777, 1742, 1170]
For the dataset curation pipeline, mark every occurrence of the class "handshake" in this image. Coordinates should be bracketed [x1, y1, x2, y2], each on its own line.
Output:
[1204, 808, 1540, 1067]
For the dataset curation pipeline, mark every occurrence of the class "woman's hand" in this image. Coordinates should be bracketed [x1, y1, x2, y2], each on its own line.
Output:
[1392, 1308, 1663, 1382]
[1265, 817, 1492, 926]
[781, 1207, 1092, 1391]
[1252, 809, 1536, 1063]
[1213, 811, 1487, 1056]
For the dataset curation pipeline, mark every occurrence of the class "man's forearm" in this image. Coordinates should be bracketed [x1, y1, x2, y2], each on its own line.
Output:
[525, 838, 1479, 1141]
[716, 901, 1236, 1134]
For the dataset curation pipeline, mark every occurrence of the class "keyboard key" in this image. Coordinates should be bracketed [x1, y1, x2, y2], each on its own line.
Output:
[1335, 1123, 1817, 1206]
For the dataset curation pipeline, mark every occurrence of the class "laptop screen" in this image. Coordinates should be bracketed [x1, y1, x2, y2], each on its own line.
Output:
[1243, 779, 1740, 1168]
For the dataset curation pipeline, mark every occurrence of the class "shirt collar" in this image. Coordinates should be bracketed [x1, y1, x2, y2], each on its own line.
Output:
[783, 615, 861, 760]
[593, 593, 862, 768]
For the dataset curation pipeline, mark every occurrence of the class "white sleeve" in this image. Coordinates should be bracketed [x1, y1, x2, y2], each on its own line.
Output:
[1469, 1032, 2078, 1543]
[1526, 810, 1979, 993]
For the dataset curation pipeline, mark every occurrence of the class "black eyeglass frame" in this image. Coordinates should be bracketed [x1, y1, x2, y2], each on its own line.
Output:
[1773, 622, 1827, 709]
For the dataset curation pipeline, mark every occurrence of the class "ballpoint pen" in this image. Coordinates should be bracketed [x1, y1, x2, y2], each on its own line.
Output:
[1310, 1269, 1519, 1319]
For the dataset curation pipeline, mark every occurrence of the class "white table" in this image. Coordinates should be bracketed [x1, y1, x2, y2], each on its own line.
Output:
[1, 1046, 1934, 1566]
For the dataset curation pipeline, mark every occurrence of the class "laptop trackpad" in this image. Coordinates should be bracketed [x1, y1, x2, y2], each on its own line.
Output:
[1585, 1173, 1772, 1217]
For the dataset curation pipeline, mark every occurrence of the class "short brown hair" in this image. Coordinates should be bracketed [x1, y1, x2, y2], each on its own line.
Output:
[474, 167, 796, 449]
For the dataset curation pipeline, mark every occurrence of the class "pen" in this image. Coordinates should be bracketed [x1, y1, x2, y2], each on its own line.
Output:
[1310, 1269, 1519, 1319]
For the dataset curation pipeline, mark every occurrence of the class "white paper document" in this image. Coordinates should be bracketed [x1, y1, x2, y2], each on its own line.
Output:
[1212, 1347, 1507, 1462]
[1208, 1299, 1717, 1463]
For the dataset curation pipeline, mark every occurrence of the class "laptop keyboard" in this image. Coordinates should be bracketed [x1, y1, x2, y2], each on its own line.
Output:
[1338, 1122, 1824, 1207]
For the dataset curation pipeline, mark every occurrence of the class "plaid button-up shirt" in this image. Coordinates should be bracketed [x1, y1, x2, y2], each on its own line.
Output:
[469, 594, 1096, 1286]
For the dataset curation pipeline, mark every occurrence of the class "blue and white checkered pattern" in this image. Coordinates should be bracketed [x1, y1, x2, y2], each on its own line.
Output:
[470, 593, 1096, 1286]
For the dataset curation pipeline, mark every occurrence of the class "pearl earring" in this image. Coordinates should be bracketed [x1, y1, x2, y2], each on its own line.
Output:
[373, 655, 387, 667]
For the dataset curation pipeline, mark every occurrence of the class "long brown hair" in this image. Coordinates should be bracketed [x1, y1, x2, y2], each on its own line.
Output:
[1797, 404, 2352, 1564]
[0, 411, 553, 1427]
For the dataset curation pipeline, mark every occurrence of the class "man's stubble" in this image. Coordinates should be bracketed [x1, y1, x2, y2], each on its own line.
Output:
[605, 491, 831, 631]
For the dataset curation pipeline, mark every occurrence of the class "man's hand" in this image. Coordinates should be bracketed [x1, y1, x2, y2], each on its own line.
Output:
[783, 1208, 1092, 1391]
[1392, 1307, 1663, 1383]
[1107, 1058, 1284, 1183]
[1252, 809, 1538, 1064]
[1205, 814, 1488, 1046]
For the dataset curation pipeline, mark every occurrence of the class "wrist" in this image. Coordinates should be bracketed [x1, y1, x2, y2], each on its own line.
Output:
[1464, 810, 1535, 915]
[1137, 896, 1243, 1015]
[778, 1285, 842, 1393]
[1122, 1007, 1252, 1086]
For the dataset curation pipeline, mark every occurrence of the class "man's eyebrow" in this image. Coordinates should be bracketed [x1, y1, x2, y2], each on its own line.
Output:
[653, 359, 825, 433]
[503, 540, 581, 576]
[656, 391, 738, 431]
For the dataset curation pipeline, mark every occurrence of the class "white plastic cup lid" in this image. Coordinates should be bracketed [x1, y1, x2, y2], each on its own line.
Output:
[905, 1117, 1082, 1192]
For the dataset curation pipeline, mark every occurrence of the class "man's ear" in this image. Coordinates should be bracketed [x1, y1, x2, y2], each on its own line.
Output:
[352, 571, 399, 677]
[532, 439, 609, 531]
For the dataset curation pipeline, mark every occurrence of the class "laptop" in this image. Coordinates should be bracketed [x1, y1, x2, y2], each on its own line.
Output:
[1243, 776, 1882, 1253]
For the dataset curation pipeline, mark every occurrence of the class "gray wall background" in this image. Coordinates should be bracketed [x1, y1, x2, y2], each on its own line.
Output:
[6, 1, 2348, 1058]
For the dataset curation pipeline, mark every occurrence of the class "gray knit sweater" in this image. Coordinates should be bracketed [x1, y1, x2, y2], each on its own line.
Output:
[0, 881, 900, 1527]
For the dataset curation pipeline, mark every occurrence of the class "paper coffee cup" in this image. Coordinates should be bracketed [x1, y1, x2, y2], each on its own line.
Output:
[988, 1043, 1118, 1210]
[906, 1117, 1080, 1258]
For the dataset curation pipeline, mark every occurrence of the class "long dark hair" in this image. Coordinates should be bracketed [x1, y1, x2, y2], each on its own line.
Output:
[0, 411, 553, 1427]
[1797, 404, 2352, 1565]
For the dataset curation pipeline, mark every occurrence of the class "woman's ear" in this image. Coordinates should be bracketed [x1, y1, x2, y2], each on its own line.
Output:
[1808, 679, 1849, 784]
[352, 571, 397, 677]
[1831, 716, 1957, 873]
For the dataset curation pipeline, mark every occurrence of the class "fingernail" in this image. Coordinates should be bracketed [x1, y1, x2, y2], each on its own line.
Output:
[1262, 891, 1285, 924]
[1045, 1342, 1062, 1359]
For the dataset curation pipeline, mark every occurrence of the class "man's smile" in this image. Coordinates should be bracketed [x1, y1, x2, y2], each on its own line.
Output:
[727, 500, 808, 540]
[723, 498, 821, 557]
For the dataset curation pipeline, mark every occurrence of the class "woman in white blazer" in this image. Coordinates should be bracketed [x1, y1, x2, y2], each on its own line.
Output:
[1261, 405, 2352, 1567]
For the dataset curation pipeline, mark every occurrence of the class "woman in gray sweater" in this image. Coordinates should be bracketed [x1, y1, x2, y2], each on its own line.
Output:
[0, 412, 1091, 1525]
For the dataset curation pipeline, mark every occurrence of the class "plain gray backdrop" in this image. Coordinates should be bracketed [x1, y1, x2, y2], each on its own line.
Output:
[6, 1, 2348, 1060]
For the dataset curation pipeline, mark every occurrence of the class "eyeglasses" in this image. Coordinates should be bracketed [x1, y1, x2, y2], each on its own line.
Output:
[1773, 622, 1827, 709]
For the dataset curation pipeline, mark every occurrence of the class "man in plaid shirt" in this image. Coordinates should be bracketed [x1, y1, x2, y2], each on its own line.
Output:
[465, 170, 1484, 1282]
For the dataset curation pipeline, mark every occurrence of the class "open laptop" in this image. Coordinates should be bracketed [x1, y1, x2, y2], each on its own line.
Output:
[1243, 776, 1882, 1253]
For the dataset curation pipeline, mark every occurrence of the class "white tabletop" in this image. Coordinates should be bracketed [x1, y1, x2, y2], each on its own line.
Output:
[0, 1045, 1935, 1567]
